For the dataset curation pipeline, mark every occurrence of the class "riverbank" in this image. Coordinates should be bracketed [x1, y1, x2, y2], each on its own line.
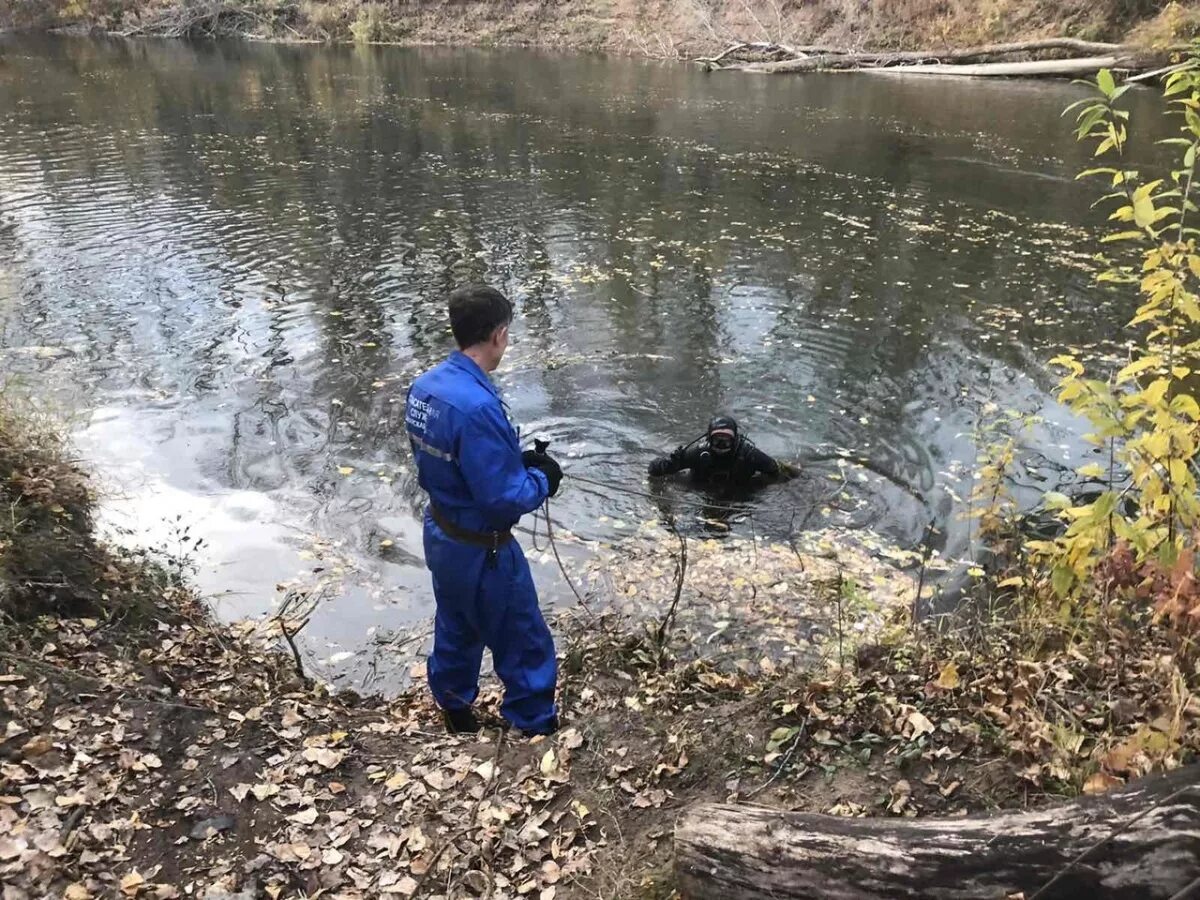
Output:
[3, 0, 1198, 57]
[2, 402, 1199, 899]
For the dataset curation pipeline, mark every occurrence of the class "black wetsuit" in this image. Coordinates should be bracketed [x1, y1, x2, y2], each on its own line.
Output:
[648, 437, 781, 485]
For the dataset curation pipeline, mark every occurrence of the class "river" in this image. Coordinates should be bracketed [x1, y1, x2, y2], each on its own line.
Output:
[0, 36, 1167, 687]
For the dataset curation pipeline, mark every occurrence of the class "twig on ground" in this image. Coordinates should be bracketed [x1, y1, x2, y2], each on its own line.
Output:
[412, 826, 474, 898]
[745, 714, 809, 798]
[277, 615, 310, 685]
[654, 515, 688, 649]
[912, 519, 935, 625]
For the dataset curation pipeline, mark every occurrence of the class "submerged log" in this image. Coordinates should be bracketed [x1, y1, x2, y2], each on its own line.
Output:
[675, 764, 1200, 900]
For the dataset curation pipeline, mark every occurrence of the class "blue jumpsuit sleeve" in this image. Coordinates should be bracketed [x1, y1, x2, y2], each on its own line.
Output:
[458, 402, 549, 520]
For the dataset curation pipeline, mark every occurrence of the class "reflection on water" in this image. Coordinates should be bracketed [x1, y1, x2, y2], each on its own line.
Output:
[0, 37, 1165, 685]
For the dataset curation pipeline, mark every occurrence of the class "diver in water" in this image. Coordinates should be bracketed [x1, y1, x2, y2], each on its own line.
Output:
[648, 416, 783, 485]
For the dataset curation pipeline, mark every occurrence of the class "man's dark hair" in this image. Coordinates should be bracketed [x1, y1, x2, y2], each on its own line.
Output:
[448, 284, 513, 349]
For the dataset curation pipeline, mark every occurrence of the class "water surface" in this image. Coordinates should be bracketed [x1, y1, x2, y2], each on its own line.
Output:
[0, 37, 1165, 685]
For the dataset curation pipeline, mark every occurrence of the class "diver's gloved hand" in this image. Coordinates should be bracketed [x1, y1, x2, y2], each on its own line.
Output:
[648, 445, 686, 478]
[523, 449, 563, 497]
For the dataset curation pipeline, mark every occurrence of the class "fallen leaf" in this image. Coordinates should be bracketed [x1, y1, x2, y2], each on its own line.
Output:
[935, 662, 960, 690]
[888, 779, 912, 814]
[119, 872, 146, 897]
[229, 783, 251, 802]
[392, 876, 420, 896]
[384, 770, 410, 791]
[288, 807, 318, 826]
[907, 710, 935, 738]
[0, 837, 25, 861]
[302, 747, 345, 770]
[1083, 772, 1124, 795]
[21, 734, 53, 758]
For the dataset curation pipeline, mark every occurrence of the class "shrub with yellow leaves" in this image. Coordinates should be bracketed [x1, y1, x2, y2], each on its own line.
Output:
[1031, 46, 1200, 632]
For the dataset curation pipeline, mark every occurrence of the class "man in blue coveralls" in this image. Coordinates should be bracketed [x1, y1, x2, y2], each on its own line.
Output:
[405, 284, 563, 735]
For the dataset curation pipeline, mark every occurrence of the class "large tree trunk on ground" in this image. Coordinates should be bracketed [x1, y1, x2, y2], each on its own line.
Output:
[675, 765, 1200, 900]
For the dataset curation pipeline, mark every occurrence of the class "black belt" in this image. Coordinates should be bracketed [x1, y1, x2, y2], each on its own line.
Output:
[430, 504, 514, 552]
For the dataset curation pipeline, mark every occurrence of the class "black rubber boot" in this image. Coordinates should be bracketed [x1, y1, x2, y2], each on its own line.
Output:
[443, 707, 481, 734]
[521, 715, 559, 738]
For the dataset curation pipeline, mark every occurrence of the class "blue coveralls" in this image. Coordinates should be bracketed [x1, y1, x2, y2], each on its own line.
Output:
[404, 351, 557, 733]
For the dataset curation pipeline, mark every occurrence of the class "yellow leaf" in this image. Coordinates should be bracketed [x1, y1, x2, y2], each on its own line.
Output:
[1172, 394, 1200, 419]
[1170, 458, 1190, 489]
[337, 466, 354, 475]
[997, 576, 1024, 588]
[1077, 463, 1106, 479]
[1143, 430, 1171, 460]
[1132, 194, 1155, 228]
[935, 662, 960, 690]
[384, 770, 411, 790]
[1143, 377, 1169, 407]
[1049, 355, 1084, 376]
[1116, 355, 1163, 383]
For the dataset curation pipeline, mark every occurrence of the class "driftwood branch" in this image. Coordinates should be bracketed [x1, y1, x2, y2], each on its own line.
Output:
[675, 764, 1200, 900]
[276, 588, 319, 685]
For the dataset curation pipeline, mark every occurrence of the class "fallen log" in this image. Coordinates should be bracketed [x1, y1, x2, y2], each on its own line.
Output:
[726, 38, 1155, 74]
[675, 764, 1200, 900]
[860, 55, 1143, 78]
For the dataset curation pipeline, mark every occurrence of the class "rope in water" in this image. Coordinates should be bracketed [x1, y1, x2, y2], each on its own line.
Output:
[532, 465, 877, 614]
[567, 471, 780, 514]
[532, 497, 595, 617]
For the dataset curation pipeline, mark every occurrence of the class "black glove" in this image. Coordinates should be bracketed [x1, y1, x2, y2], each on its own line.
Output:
[523, 450, 563, 497]
[648, 445, 686, 478]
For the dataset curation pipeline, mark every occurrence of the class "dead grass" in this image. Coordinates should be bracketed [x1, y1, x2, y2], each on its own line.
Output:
[0, 399, 95, 621]
[2, 0, 1182, 52]
[0, 397, 175, 631]
[1128, 0, 1200, 45]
